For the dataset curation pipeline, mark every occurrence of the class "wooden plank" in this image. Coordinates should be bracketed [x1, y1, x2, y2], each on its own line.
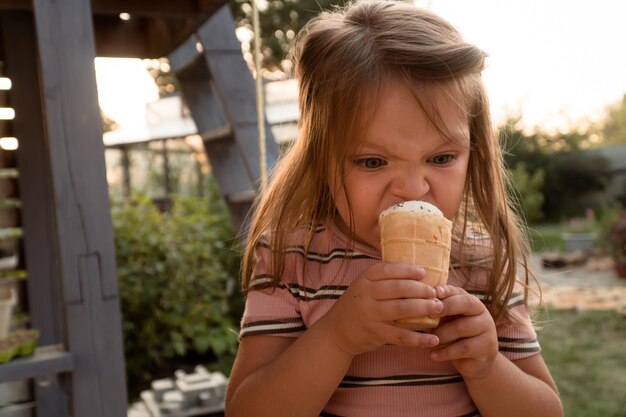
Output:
[196, 6, 242, 52]
[92, 15, 151, 58]
[0, 0, 229, 17]
[1, 11, 71, 417]
[0, 1, 228, 58]
[204, 54, 259, 125]
[93, 15, 204, 58]
[202, 136, 255, 195]
[172, 45, 251, 196]
[173, 5, 281, 233]
[31, 0, 127, 415]
[177, 78, 229, 133]
[0, 348, 74, 384]
[168, 35, 202, 74]
[196, 6, 279, 185]
[1, 6, 64, 354]
[175, 58, 252, 195]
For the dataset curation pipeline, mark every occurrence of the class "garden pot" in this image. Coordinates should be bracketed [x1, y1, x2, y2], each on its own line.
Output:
[0, 287, 15, 339]
[0, 177, 18, 200]
[561, 232, 597, 252]
[0, 402, 34, 417]
[0, 254, 18, 271]
[0, 206, 19, 229]
[0, 380, 30, 407]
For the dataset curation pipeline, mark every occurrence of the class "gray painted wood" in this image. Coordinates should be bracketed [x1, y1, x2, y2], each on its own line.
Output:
[121, 146, 131, 198]
[168, 35, 202, 74]
[171, 4, 279, 233]
[0, 351, 74, 384]
[1, 11, 64, 348]
[31, 0, 127, 415]
[196, 6, 279, 184]
[174, 65, 252, 195]
[1, 11, 71, 417]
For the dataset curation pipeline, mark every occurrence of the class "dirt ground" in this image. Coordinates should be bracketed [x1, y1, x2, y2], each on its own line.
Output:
[529, 255, 626, 313]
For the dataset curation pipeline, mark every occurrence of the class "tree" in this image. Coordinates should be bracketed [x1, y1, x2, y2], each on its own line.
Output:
[143, 57, 179, 98]
[499, 117, 608, 221]
[507, 162, 545, 223]
[230, 0, 351, 72]
[101, 110, 119, 132]
[602, 94, 626, 144]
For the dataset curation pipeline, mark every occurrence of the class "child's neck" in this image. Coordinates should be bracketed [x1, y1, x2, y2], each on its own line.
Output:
[332, 215, 378, 251]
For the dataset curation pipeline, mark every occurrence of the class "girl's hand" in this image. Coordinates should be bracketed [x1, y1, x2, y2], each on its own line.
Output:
[317, 262, 443, 357]
[430, 285, 499, 380]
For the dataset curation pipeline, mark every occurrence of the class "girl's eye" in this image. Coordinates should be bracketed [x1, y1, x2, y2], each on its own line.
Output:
[429, 154, 455, 165]
[355, 157, 387, 169]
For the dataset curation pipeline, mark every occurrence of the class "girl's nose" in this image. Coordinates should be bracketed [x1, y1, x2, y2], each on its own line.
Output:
[390, 171, 430, 201]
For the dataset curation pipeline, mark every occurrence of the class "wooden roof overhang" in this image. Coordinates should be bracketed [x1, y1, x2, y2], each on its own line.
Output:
[0, 0, 230, 58]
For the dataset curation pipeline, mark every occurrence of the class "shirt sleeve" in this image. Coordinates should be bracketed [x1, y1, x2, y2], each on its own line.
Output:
[462, 265, 541, 361]
[239, 243, 305, 339]
[496, 284, 541, 360]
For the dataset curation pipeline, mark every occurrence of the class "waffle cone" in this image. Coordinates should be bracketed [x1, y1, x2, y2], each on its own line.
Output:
[380, 210, 452, 330]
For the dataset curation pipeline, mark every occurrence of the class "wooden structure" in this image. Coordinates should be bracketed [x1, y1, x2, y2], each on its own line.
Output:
[0, 0, 277, 415]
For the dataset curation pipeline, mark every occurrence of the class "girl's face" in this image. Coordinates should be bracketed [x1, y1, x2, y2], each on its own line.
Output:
[332, 79, 470, 251]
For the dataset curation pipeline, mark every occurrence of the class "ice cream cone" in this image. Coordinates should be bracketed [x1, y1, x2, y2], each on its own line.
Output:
[379, 201, 452, 331]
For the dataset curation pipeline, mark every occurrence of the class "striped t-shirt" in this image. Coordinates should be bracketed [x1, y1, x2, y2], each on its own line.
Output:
[240, 222, 540, 417]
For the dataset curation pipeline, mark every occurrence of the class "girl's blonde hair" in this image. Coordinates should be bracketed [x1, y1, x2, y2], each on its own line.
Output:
[242, 0, 534, 323]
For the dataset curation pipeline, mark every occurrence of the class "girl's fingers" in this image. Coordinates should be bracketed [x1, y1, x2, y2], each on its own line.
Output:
[432, 314, 486, 344]
[430, 336, 484, 361]
[436, 287, 485, 317]
[372, 278, 437, 301]
[379, 324, 440, 348]
[364, 262, 427, 282]
[376, 298, 443, 322]
[434, 284, 465, 299]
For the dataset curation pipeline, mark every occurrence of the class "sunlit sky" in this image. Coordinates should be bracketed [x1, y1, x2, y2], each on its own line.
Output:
[95, 0, 626, 133]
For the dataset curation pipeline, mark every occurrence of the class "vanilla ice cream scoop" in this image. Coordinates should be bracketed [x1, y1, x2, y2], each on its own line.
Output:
[379, 200, 452, 330]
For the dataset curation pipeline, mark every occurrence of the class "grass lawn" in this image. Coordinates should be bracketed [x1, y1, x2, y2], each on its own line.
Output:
[528, 223, 567, 252]
[537, 309, 626, 417]
[527, 221, 606, 253]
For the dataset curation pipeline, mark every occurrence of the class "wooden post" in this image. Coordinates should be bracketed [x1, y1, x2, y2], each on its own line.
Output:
[162, 139, 172, 196]
[121, 145, 131, 199]
[2, 11, 70, 417]
[31, 0, 128, 415]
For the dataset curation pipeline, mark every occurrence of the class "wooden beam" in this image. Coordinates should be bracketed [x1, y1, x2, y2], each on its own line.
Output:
[93, 15, 205, 58]
[2, 0, 230, 58]
[32, 0, 127, 414]
[0, 0, 27, 11]
[93, 15, 152, 57]
[0, 0, 229, 17]
[2, 10, 72, 417]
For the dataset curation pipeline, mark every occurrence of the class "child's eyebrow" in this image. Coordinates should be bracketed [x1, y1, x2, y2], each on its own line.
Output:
[357, 132, 470, 153]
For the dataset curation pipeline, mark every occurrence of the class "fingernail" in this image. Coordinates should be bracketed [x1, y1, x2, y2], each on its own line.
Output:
[437, 286, 445, 296]
[431, 351, 439, 359]
[429, 336, 439, 346]
[432, 299, 443, 312]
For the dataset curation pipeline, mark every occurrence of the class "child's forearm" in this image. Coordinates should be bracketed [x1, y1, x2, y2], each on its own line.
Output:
[226, 320, 353, 417]
[465, 354, 563, 417]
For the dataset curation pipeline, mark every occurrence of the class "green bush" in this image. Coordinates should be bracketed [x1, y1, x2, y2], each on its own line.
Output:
[507, 162, 545, 223]
[111, 190, 243, 390]
[500, 118, 608, 221]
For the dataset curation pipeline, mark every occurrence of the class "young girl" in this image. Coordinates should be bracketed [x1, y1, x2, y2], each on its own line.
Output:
[226, 1, 563, 416]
